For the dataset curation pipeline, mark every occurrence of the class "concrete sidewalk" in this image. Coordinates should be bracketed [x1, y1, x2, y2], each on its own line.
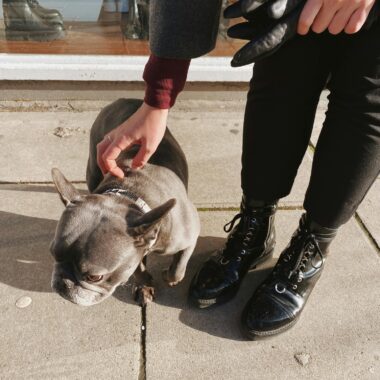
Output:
[0, 92, 379, 379]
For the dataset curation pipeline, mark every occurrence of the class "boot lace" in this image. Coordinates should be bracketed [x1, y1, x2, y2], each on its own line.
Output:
[274, 230, 324, 292]
[218, 213, 259, 264]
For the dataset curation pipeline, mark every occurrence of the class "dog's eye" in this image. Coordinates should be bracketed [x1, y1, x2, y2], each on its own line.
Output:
[86, 274, 103, 283]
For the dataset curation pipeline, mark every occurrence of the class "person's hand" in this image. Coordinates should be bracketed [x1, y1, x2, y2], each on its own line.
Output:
[97, 102, 168, 179]
[298, 0, 377, 35]
[224, 0, 379, 67]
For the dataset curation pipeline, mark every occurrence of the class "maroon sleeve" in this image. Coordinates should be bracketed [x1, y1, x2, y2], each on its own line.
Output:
[143, 54, 191, 109]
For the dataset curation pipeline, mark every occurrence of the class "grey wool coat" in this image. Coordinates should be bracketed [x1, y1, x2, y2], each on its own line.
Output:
[149, 0, 223, 59]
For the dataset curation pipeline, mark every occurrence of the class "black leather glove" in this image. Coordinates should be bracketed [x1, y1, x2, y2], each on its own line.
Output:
[225, 0, 380, 67]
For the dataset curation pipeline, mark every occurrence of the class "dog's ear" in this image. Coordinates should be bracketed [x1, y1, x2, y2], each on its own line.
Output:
[51, 168, 82, 206]
[128, 199, 176, 246]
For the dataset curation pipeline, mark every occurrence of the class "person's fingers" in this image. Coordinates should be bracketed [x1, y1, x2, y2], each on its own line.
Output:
[297, 0, 322, 34]
[109, 166, 126, 179]
[312, 2, 345, 33]
[96, 138, 111, 175]
[328, 5, 357, 34]
[131, 140, 157, 169]
[102, 136, 134, 178]
[344, 5, 368, 33]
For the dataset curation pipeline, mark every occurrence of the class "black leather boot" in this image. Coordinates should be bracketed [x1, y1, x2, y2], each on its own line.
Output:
[27, 0, 64, 25]
[122, 0, 149, 40]
[241, 213, 337, 340]
[189, 197, 277, 308]
[3, 0, 65, 41]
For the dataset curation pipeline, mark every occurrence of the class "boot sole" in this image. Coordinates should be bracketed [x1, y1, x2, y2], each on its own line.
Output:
[5, 28, 66, 41]
[239, 316, 299, 341]
[190, 247, 275, 309]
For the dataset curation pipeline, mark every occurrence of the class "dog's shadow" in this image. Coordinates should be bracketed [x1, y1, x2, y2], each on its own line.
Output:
[113, 236, 276, 341]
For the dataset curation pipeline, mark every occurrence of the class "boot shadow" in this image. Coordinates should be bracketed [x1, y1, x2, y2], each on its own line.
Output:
[113, 235, 276, 341]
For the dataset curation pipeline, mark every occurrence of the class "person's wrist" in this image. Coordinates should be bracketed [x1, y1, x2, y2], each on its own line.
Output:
[142, 101, 169, 115]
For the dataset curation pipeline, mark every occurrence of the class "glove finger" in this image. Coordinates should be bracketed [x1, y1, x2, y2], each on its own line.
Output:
[227, 21, 265, 40]
[227, 5, 275, 40]
[268, 0, 305, 19]
[231, 7, 301, 67]
[224, 0, 269, 19]
[242, 0, 269, 14]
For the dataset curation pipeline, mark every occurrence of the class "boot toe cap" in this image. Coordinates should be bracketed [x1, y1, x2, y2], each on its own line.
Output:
[189, 259, 238, 304]
[242, 290, 295, 338]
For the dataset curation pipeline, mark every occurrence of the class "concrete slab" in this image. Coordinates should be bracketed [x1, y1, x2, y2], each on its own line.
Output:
[0, 185, 141, 379]
[357, 179, 380, 248]
[145, 210, 380, 380]
[0, 104, 312, 208]
[0, 111, 96, 182]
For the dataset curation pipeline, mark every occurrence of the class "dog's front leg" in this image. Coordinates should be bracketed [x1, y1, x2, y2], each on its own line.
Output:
[162, 243, 197, 287]
[132, 261, 155, 306]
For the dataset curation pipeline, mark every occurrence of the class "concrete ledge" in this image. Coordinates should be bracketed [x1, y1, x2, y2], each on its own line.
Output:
[0, 54, 252, 82]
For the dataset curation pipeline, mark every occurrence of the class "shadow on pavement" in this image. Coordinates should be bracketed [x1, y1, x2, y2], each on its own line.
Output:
[0, 211, 56, 293]
[0, 184, 88, 195]
[0, 211, 275, 341]
[114, 235, 276, 342]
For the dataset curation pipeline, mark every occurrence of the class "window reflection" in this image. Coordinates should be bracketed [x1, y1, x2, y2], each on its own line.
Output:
[2, 0, 65, 41]
[0, 1, 242, 56]
[1, 0, 149, 41]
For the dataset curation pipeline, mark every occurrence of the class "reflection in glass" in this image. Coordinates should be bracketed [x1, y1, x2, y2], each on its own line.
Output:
[122, 0, 149, 40]
[2, 0, 65, 40]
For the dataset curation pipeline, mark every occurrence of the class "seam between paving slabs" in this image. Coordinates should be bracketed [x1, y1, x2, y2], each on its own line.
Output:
[309, 141, 379, 256]
[139, 306, 147, 380]
[354, 213, 380, 255]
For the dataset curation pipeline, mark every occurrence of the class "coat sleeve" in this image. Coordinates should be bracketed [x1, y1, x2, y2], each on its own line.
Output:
[149, 0, 223, 59]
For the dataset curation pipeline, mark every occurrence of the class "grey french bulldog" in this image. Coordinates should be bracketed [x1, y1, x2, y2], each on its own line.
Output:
[50, 98, 200, 306]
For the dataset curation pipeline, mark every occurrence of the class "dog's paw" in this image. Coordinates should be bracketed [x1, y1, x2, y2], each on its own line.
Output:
[162, 269, 183, 287]
[133, 285, 155, 307]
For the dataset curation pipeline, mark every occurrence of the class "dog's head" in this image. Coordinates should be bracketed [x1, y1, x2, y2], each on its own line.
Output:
[50, 168, 175, 306]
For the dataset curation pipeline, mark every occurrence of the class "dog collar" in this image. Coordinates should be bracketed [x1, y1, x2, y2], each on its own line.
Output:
[103, 188, 151, 214]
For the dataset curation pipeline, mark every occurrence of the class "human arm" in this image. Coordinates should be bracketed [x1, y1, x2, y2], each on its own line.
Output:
[96, 55, 191, 178]
[97, 0, 224, 178]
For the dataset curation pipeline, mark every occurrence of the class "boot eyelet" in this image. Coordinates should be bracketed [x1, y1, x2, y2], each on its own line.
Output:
[236, 257, 242, 262]
[297, 277, 302, 283]
[292, 285, 297, 290]
[241, 249, 246, 255]
[275, 283, 286, 294]
[220, 257, 230, 265]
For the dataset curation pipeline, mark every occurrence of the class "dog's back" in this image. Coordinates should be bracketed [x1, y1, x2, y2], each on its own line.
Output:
[87, 98, 188, 192]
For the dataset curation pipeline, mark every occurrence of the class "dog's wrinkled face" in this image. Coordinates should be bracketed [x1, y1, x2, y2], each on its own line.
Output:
[50, 168, 175, 306]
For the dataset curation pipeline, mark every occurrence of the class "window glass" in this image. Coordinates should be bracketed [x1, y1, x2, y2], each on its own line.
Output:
[0, 0, 243, 55]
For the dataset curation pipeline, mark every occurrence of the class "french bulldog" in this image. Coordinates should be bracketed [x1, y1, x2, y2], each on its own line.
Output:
[50, 98, 200, 306]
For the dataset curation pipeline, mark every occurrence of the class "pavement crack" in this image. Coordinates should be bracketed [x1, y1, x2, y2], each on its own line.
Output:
[0, 181, 86, 185]
[138, 305, 147, 380]
[354, 213, 380, 254]
[197, 205, 304, 212]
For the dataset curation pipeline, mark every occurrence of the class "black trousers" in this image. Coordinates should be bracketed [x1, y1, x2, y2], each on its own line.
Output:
[242, 21, 380, 229]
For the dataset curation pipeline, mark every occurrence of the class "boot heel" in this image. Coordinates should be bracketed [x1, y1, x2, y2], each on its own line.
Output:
[249, 247, 274, 270]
